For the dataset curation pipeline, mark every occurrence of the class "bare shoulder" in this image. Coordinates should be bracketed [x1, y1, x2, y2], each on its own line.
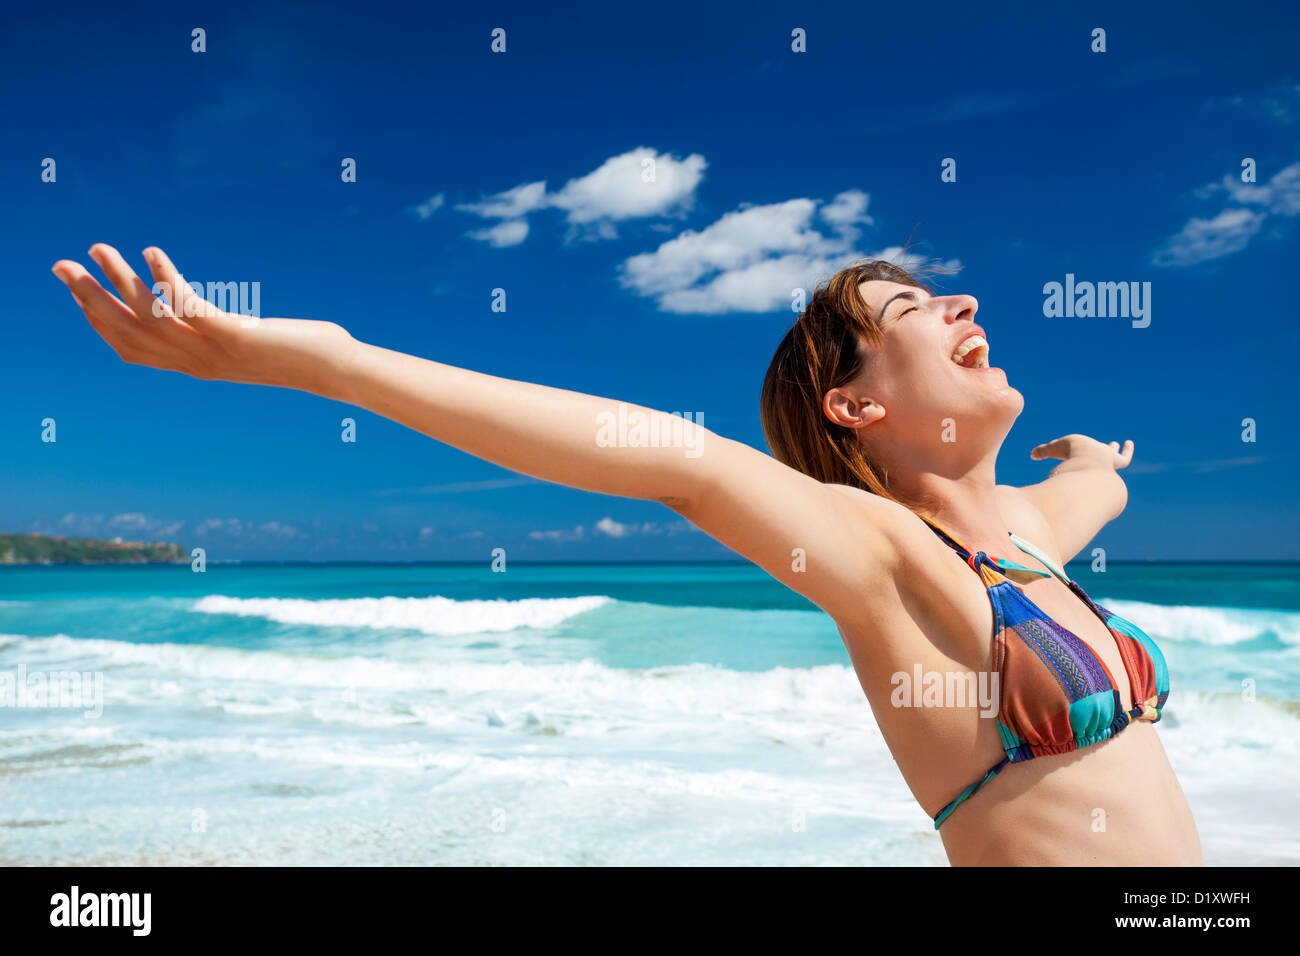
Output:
[823, 483, 965, 574]
[824, 483, 934, 543]
[995, 484, 1066, 564]
[822, 484, 993, 661]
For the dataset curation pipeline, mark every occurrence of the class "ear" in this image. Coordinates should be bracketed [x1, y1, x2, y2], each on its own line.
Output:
[823, 385, 885, 430]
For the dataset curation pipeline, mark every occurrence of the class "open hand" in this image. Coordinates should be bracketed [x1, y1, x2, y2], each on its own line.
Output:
[52, 244, 354, 393]
[1030, 434, 1134, 471]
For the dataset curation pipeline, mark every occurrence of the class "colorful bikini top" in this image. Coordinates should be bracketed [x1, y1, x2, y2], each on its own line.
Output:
[920, 517, 1170, 829]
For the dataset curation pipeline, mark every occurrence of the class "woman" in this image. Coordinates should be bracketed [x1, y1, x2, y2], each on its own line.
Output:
[51, 245, 1203, 866]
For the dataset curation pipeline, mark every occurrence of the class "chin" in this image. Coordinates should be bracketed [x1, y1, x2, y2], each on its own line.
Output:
[959, 363, 1024, 409]
[982, 365, 1023, 406]
[995, 381, 1026, 426]
[976, 369, 1025, 430]
[1002, 380, 1025, 413]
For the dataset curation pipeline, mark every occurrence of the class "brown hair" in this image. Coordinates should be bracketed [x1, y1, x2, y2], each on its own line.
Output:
[760, 258, 948, 504]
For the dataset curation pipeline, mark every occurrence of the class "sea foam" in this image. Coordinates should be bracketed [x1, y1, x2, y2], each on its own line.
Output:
[191, 594, 611, 635]
[1098, 598, 1300, 646]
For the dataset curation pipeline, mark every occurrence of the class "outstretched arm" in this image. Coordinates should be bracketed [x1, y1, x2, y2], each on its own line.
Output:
[53, 244, 910, 622]
[1007, 434, 1133, 563]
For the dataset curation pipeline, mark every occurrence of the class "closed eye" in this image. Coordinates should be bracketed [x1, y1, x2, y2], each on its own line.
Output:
[879, 290, 928, 324]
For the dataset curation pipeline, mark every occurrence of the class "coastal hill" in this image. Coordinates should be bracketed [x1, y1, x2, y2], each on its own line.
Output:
[0, 533, 186, 565]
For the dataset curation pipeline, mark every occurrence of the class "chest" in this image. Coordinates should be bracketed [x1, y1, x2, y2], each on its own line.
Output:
[993, 573, 1135, 706]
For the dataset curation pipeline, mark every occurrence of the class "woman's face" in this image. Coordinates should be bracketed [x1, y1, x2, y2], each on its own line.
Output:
[830, 279, 1024, 457]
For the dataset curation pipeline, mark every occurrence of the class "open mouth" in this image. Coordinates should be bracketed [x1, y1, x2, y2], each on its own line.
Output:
[950, 334, 989, 369]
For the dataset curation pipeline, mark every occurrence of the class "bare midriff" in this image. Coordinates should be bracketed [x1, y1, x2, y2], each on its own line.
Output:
[937, 722, 1202, 865]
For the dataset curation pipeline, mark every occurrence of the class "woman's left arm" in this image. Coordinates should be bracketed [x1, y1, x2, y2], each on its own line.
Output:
[1009, 435, 1133, 563]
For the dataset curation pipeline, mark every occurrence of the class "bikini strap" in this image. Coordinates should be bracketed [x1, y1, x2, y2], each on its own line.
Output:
[1007, 530, 1073, 584]
[918, 515, 1053, 586]
[918, 515, 972, 561]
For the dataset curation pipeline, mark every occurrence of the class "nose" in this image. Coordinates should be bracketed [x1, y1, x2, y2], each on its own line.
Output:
[941, 294, 979, 324]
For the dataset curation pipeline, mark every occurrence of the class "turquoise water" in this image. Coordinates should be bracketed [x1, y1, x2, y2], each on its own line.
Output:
[1, 562, 1298, 865]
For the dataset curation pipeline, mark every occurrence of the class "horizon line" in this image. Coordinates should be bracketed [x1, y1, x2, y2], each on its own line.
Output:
[3, 558, 1299, 568]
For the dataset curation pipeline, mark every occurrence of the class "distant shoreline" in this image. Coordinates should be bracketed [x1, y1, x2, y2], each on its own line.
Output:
[0, 533, 186, 566]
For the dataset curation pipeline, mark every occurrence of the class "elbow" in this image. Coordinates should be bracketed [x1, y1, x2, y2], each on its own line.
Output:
[1108, 471, 1129, 521]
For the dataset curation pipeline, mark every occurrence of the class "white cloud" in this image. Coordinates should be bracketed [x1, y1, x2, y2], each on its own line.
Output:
[465, 219, 530, 248]
[529, 517, 685, 542]
[622, 199, 825, 297]
[196, 517, 242, 536]
[619, 192, 933, 314]
[1154, 208, 1266, 267]
[529, 525, 585, 542]
[108, 512, 152, 530]
[457, 181, 548, 220]
[548, 148, 706, 229]
[467, 219, 530, 248]
[819, 188, 874, 241]
[1156, 161, 1300, 267]
[1126, 455, 1268, 476]
[377, 476, 540, 496]
[258, 521, 305, 539]
[593, 517, 687, 538]
[408, 193, 445, 220]
[1220, 82, 1300, 126]
[593, 516, 637, 538]
[1194, 163, 1300, 214]
[190, 517, 305, 542]
[455, 148, 706, 245]
[50, 511, 182, 541]
[1252, 161, 1300, 215]
[1192, 455, 1269, 473]
[449, 159, 950, 311]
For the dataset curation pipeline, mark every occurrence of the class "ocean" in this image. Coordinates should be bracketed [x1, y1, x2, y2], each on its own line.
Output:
[1, 561, 1297, 866]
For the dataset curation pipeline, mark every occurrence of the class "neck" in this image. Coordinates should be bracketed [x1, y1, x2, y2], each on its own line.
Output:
[879, 443, 1011, 550]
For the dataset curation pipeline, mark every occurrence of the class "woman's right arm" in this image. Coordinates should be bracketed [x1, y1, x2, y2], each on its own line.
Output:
[54, 244, 911, 621]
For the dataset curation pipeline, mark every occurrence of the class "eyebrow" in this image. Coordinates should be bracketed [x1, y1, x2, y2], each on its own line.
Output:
[877, 290, 919, 323]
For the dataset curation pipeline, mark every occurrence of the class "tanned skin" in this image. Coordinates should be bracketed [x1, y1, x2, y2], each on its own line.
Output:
[52, 244, 1202, 865]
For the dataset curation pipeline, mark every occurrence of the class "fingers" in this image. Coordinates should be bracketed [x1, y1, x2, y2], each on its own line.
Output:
[53, 259, 141, 341]
[87, 244, 170, 327]
[1031, 434, 1135, 470]
[51, 260, 173, 365]
[142, 246, 228, 333]
[1030, 437, 1070, 461]
[52, 264, 115, 348]
[56, 243, 253, 379]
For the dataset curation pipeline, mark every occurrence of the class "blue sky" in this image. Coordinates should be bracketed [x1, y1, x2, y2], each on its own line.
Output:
[1, 1, 1297, 561]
